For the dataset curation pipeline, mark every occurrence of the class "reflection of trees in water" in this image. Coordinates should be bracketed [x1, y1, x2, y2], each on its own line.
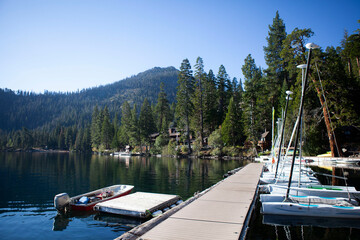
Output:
[0, 153, 242, 203]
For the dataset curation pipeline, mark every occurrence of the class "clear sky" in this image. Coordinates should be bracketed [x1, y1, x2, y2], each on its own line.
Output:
[0, 0, 359, 93]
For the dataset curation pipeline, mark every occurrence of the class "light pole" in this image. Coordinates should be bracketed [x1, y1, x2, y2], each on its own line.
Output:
[296, 63, 307, 186]
[286, 43, 319, 199]
[275, 90, 293, 178]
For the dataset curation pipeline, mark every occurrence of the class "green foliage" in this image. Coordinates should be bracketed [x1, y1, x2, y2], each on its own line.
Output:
[221, 97, 244, 146]
[208, 128, 223, 151]
[155, 83, 171, 133]
[202, 69, 218, 136]
[175, 59, 195, 153]
[263, 11, 287, 114]
[139, 98, 156, 145]
[241, 54, 265, 140]
[222, 146, 241, 157]
[151, 133, 169, 155]
[216, 65, 231, 126]
[191, 57, 206, 145]
[167, 139, 178, 156]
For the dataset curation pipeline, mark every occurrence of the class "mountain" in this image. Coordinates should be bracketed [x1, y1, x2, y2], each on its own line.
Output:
[0, 66, 179, 131]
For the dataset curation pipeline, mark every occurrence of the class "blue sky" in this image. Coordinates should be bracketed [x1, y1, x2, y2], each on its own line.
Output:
[0, 0, 359, 93]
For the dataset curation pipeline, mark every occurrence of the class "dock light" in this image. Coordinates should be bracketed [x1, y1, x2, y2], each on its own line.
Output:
[297, 64, 307, 69]
[275, 89, 293, 178]
[297, 64, 307, 92]
[306, 43, 320, 49]
[286, 42, 319, 199]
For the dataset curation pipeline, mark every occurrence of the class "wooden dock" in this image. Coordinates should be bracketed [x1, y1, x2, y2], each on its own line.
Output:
[118, 163, 263, 240]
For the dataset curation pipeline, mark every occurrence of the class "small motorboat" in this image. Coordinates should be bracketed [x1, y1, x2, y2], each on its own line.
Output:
[54, 184, 134, 214]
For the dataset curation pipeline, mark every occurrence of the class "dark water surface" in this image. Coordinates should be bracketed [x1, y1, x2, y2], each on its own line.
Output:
[0, 152, 243, 240]
[247, 165, 360, 240]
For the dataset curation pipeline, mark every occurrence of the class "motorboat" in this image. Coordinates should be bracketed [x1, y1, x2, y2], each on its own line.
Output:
[54, 184, 134, 213]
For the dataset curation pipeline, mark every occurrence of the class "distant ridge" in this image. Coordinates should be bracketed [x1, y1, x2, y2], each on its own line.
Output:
[0, 66, 179, 131]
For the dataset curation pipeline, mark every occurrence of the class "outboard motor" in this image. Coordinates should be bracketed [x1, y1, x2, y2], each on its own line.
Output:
[54, 193, 70, 214]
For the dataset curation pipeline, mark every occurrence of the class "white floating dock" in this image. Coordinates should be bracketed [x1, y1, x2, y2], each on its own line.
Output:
[94, 192, 180, 218]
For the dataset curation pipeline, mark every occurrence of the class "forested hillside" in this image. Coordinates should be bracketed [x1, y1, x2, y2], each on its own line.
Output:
[0, 66, 178, 131]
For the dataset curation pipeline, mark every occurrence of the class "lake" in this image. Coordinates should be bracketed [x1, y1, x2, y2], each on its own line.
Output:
[0, 152, 244, 240]
[2, 152, 360, 240]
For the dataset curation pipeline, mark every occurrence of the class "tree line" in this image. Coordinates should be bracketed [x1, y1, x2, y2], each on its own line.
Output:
[1, 13, 359, 157]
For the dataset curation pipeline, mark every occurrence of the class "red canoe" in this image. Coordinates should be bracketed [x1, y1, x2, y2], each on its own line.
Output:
[54, 184, 134, 213]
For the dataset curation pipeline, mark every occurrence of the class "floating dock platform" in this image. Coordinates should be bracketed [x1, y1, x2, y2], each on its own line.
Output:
[94, 192, 180, 218]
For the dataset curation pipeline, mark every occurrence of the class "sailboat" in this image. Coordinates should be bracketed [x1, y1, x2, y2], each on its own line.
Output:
[261, 43, 360, 219]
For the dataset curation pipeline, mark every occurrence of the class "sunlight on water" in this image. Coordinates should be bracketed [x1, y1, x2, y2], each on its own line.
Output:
[0, 152, 243, 240]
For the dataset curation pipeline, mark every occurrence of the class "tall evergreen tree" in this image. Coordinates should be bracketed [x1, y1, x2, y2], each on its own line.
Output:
[111, 114, 120, 149]
[343, 31, 360, 78]
[129, 104, 140, 146]
[90, 105, 101, 149]
[263, 11, 287, 116]
[82, 126, 91, 152]
[241, 54, 263, 142]
[203, 69, 218, 135]
[101, 106, 113, 149]
[216, 65, 231, 126]
[155, 82, 171, 133]
[139, 98, 156, 148]
[119, 101, 132, 147]
[221, 97, 244, 146]
[192, 57, 206, 145]
[175, 59, 195, 153]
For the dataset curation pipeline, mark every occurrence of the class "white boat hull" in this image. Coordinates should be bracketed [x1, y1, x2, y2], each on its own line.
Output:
[268, 184, 360, 199]
[262, 201, 360, 218]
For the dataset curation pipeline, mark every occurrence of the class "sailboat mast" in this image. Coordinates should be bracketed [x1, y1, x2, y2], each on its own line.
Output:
[286, 43, 319, 199]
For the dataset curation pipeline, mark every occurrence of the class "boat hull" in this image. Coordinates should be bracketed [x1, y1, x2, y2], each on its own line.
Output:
[55, 184, 134, 213]
[70, 188, 133, 211]
[262, 201, 360, 218]
[269, 184, 360, 199]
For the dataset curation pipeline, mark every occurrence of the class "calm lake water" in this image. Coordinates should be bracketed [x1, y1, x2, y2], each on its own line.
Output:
[2, 152, 360, 240]
[0, 152, 243, 240]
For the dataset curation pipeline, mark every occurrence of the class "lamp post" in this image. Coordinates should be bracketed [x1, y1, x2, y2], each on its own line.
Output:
[296, 63, 307, 186]
[274, 90, 293, 178]
[286, 43, 319, 199]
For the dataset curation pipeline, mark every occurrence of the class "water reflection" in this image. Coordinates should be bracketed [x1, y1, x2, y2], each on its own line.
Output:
[0, 152, 242, 240]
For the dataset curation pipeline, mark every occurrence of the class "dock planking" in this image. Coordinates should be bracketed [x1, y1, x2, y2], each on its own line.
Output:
[119, 163, 263, 240]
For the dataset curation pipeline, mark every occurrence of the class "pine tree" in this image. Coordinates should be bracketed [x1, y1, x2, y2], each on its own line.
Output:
[263, 11, 287, 114]
[111, 114, 120, 149]
[241, 54, 263, 142]
[82, 126, 91, 152]
[119, 101, 132, 146]
[221, 97, 243, 146]
[74, 128, 83, 151]
[203, 69, 218, 135]
[343, 32, 360, 78]
[90, 105, 101, 149]
[129, 104, 140, 146]
[192, 57, 206, 146]
[155, 82, 171, 133]
[101, 106, 113, 149]
[175, 59, 195, 153]
[139, 98, 156, 148]
[216, 65, 230, 126]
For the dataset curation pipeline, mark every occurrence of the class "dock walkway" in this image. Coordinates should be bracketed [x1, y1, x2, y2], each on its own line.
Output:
[121, 163, 263, 240]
